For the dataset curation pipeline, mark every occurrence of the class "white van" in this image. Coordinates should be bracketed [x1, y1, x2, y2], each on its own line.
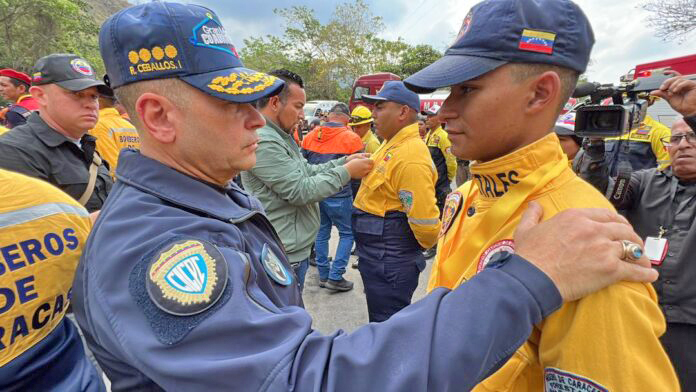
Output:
[304, 100, 340, 121]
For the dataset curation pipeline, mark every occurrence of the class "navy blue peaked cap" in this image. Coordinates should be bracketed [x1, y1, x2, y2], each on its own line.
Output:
[99, 2, 284, 103]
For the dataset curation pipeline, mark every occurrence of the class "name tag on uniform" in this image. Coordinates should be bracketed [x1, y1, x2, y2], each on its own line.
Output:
[645, 237, 668, 266]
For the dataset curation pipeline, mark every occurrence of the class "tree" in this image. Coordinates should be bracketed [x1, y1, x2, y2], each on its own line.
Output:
[0, 0, 104, 73]
[240, 0, 442, 101]
[640, 0, 696, 42]
[381, 44, 442, 79]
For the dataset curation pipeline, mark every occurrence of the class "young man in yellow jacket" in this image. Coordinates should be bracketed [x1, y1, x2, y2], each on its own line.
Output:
[404, 0, 679, 390]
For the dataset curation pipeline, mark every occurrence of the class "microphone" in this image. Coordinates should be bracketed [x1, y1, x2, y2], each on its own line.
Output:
[572, 82, 599, 98]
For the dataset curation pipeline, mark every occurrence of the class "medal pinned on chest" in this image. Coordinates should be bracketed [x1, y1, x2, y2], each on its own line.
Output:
[645, 226, 669, 266]
[261, 244, 293, 286]
[439, 192, 463, 238]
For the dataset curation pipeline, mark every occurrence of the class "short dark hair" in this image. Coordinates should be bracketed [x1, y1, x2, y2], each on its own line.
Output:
[509, 63, 580, 115]
[256, 69, 304, 109]
[6, 77, 29, 92]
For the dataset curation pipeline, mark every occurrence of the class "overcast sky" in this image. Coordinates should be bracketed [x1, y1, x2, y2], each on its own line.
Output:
[161, 0, 694, 84]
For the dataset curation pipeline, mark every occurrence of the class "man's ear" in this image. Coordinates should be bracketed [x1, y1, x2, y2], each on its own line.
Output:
[136, 92, 179, 144]
[29, 86, 46, 106]
[526, 71, 561, 115]
[268, 95, 282, 112]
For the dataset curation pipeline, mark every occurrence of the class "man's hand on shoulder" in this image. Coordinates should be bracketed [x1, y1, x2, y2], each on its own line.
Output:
[513, 202, 657, 302]
[344, 157, 374, 179]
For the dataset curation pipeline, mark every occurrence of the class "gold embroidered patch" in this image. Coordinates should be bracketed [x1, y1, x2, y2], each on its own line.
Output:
[149, 240, 218, 305]
[208, 72, 277, 95]
[128, 44, 182, 75]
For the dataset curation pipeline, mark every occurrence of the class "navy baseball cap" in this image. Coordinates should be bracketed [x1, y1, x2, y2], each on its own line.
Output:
[362, 81, 420, 112]
[99, 2, 283, 103]
[405, 0, 595, 93]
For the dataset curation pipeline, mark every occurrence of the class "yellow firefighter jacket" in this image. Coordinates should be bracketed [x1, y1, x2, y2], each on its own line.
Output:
[353, 123, 441, 249]
[429, 132, 679, 392]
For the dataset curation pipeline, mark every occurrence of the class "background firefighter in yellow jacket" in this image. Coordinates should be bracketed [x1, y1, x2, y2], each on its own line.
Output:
[423, 104, 457, 204]
[404, 0, 679, 391]
[603, 112, 672, 175]
[353, 81, 440, 322]
[0, 169, 104, 390]
[422, 104, 457, 259]
[88, 84, 140, 177]
[348, 105, 381, 200]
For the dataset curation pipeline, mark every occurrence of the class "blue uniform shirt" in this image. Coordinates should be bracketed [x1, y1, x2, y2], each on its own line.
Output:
[72, 149, 562, 391]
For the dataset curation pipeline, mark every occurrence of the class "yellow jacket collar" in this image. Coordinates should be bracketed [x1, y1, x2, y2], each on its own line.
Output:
[16, 94, 32, 104]
[470, 132, 565, 199]
[98, 108, 121, 118]
[361, 130, 373, 143]
[384, 123, 419, 149]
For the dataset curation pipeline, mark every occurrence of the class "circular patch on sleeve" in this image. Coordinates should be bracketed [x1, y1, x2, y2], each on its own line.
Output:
[261, 244, 293, 286]
[439, 192, 463, 238]
[146, 239, 228, 316]
[477, 239, 515, 272]
[398, 190, 414, 214]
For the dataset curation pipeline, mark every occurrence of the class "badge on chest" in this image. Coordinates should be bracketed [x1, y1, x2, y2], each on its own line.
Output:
[439, 192, 463, 238]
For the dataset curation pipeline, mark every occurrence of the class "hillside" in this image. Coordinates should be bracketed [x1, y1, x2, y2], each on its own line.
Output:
[86, 0, 131, 24]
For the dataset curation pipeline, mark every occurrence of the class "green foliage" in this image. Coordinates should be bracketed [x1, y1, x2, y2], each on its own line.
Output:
[240, 0, 442, 101]
[0, 0, 102, 74]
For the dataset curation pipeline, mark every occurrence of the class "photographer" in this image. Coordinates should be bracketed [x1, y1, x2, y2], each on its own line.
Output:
[579, 75, 696, 390]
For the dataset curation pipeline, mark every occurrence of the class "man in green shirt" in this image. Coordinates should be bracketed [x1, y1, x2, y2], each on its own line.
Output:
[241, 70, 373, 289]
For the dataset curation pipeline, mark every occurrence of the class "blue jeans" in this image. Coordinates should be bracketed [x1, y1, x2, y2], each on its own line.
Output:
[316, 196, 354, 281]
[292, 258, 309, 291]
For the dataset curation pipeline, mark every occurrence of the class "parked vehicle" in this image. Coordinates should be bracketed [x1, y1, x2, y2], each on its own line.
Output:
[304, 100, 340, 121]
[624, 54, 696, 127]
[350, 73, 449, 113]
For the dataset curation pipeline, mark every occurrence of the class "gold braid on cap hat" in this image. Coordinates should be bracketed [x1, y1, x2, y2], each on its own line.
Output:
[208, 72, 276, 95]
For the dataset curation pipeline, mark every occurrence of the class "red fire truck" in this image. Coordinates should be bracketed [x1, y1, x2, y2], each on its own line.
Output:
[350, 73, 449, 113]
[626, 54, 696, 126]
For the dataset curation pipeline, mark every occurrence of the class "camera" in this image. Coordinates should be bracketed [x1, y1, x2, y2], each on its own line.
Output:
[572, 72, 672, 138]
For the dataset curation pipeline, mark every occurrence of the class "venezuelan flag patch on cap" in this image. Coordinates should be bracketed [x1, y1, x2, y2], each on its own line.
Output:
[518, 29, 556, 55]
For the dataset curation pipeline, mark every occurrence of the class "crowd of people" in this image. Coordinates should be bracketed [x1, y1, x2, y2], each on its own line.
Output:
[1, 0, 695, 391]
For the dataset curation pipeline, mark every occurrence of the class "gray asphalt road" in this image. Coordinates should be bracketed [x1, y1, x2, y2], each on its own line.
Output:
[303, 227, 433, 334]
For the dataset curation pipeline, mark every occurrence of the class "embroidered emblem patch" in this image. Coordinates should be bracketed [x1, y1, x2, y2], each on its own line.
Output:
[518, 29, 556, 55]
[70, 58, 94, 76]
[261, 244, 292, 286]
[127, 44, 182, 76]
[477, 239, 515, 272]
[32, 72, 42, 83]
[398, 190, 414, 214]
[454, 10, 473, 43]
[384, 152, 393, 162]
[439, 192, 463, 238]
[208, 72, 277, 96]
[190, 12, 239, 57]
[544, 368, 608, 392]
[146, 239, 228, 316]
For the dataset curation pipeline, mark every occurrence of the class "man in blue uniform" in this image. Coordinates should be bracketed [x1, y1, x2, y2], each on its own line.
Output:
[71, 3, 660, 391]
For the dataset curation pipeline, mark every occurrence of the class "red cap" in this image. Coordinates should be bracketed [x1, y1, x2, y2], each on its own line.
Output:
[0, 69, 31, 86]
